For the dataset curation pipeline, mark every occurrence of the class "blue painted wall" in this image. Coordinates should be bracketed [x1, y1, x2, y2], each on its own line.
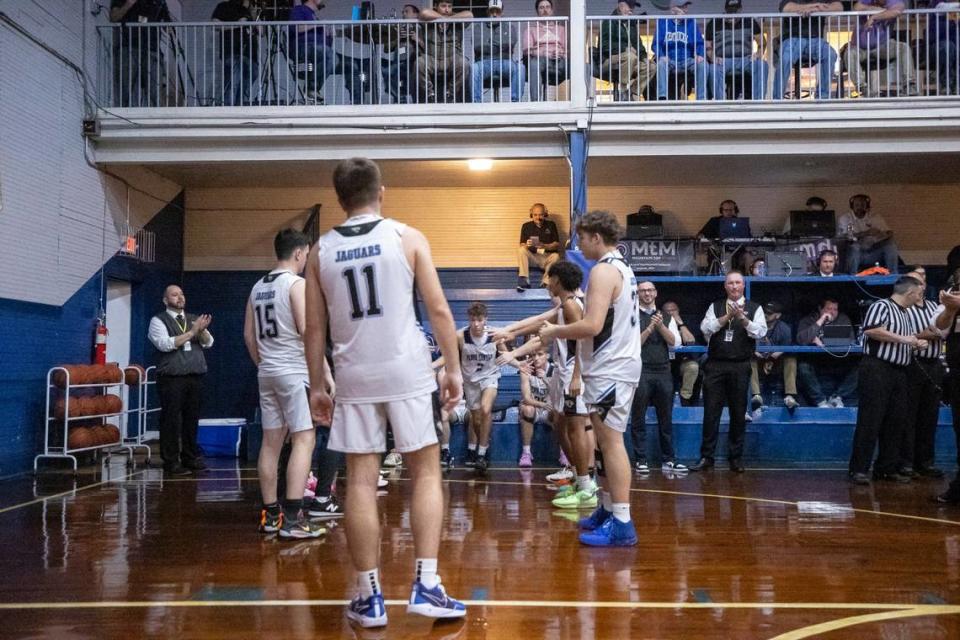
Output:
[0, 195, 184, 477]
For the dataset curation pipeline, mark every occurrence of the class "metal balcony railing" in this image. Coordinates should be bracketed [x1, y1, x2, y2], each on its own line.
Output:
[587, 9, 960, 102]
[96, 17, 569, 108]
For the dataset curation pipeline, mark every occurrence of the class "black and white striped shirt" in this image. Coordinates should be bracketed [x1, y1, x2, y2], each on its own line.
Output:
[862, 298, 914, 366]
[906, 299, 944, 360]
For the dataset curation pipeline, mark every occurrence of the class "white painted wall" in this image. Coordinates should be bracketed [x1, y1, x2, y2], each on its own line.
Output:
[0, 0, 182, 306]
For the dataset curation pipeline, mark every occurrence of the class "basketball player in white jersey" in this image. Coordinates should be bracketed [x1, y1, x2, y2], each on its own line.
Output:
[518, 348, 554, 467]
[243, 229, 326, 540]
[304, 158, 465, 628]
[494, 259, 596, 509]
[459, 302, 502, 473]
[540, 211, 642, 546]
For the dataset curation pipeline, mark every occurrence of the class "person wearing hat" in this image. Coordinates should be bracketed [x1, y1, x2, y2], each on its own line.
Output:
[691, 271, 767, 472]
[773, 0, 842, 99]
[653, 0, 724, 100]
[704, 0, 769, 100]
[418, 0, 474, 102]
[523, 0, 568, 102]
[473, 0, 525, 102]
[597, 0, 654, 100]
[750, 301, 799, 416]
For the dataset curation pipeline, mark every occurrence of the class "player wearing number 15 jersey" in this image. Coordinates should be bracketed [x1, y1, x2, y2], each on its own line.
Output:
[305, 158, 466, 628]
[244, 229, 325, 540]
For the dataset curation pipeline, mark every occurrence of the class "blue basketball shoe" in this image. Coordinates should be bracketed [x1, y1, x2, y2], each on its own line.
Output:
[407, 578, 467, 619]
[578, 505, 611, 531]
[578, 516, 638, 547]
[346, 593, 387, 628]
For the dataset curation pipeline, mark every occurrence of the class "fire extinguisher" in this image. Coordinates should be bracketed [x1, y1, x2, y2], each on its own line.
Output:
[94, 318, 109, 365]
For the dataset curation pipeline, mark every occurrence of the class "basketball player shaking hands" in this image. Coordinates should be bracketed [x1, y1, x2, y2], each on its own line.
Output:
[495, 259, 597, 509]
[539, 211, 642, 547]
[243, 229, 327, 540]
[304, 158, 465, 629]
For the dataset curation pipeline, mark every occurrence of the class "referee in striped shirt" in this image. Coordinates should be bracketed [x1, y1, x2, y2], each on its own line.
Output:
[849, 276, 928, 485]
[899, 270, 947, 479]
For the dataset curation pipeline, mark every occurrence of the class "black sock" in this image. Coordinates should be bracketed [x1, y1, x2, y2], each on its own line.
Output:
[282, 499, 302, 521]
[263, 501, 281, 513]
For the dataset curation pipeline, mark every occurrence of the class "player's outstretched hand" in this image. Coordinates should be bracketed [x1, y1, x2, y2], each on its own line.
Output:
[440, 370, 463, 412]
[538, 321, 558, 343]
[496, 350, 517, 367]
[488, 327, 514, 344]
[309, 388, 333, 426]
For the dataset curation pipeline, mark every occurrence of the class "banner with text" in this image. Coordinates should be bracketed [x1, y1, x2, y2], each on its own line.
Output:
[616, 240, 697, 273]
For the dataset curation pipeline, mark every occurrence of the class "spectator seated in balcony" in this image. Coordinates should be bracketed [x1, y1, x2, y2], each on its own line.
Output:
[773, 0, 842, 99]
[782, 194, 829, 235]
[418, 0, 473, 103]
[751, 301, 800, 414]
[927, 0, 960, 94]
[662, 300, 703, 406]
[212, 0, 260, 106]
[844, 0, 917, 97]
[524, 0, 568, 102]
[110, 0, 173, 107]
[287, 0, 337, 102]
[796, 297, 859, 407]
[381, 4, 423, 104]
[654, 0, 724, 101]
[517, 203, 561, 291]
[704, 0, 769, 100]
[838, 193, 899, 273]
[473, 0, 524, 102]
[596, 0, 654, 100]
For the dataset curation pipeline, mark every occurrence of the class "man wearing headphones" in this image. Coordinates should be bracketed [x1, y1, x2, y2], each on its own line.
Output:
[517, 203, 561, 291]
[811, 248, 838, 277]
[838, 194, 899, 274]
[697, 199, 740, 239]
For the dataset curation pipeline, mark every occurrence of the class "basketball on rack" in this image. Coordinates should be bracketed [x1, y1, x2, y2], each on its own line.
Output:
[103, 365, 123, 384]
[67, 427, 92, 450]
[103, 424, 120, 443]
[103, 395, 122, 414]
[124, 364, 146, 386]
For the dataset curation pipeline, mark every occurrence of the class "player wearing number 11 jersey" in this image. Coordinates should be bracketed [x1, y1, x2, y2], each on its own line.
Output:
[244, 229, 325, 540]
[305, 158, 466, 628]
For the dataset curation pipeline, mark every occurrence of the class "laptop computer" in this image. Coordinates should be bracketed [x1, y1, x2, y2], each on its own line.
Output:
[718, 217, 752, 239]
[790, 210, 837, 237]
[624, 211, 663, 240]
[821, 324, 855, 346]
[766, 251, 808, 276]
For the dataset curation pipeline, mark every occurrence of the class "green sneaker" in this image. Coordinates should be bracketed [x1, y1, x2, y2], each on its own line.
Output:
[552, 488, 599, 509]
[554, 484, 576, 499]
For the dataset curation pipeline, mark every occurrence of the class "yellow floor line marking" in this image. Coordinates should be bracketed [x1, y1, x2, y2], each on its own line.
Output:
[0, 600, 954, 612]
[0, 469, 147, 516]
[767, 607, 960, 640]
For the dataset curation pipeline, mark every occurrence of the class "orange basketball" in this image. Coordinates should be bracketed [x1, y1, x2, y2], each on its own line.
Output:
[88, 425, 105, 445]
[103, 424, 120, 443]
[124, 365, 146, 386]
[76, 396, 93, 416]
[103, 365, 123, 384]
[104, 395, 122, 414]
[71, 366, 90, 386]
[68, 428, 92, 450]
[52, 368, 68, 388]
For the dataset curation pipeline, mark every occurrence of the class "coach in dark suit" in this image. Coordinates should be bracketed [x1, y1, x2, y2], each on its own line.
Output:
[148, 285, 214, 476]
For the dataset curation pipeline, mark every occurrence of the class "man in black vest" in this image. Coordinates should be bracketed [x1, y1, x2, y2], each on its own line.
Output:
[690, 271, 766, 473]
[148, 285, 214, 476]
[629, 281, 687, 474]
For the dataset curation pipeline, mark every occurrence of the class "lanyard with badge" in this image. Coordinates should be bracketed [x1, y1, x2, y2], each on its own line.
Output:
[176, 315, 192, 351]
[724, 301, 737, 343]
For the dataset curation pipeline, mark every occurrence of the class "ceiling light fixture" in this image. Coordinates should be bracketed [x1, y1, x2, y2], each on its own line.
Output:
[468, 158, 493, 171]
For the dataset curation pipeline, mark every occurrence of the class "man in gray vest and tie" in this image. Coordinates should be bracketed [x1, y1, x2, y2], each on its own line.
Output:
[148, 285, 214, 476]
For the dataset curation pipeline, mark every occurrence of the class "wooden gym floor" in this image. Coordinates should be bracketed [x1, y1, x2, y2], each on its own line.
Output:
[2, 460, 960, 639]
